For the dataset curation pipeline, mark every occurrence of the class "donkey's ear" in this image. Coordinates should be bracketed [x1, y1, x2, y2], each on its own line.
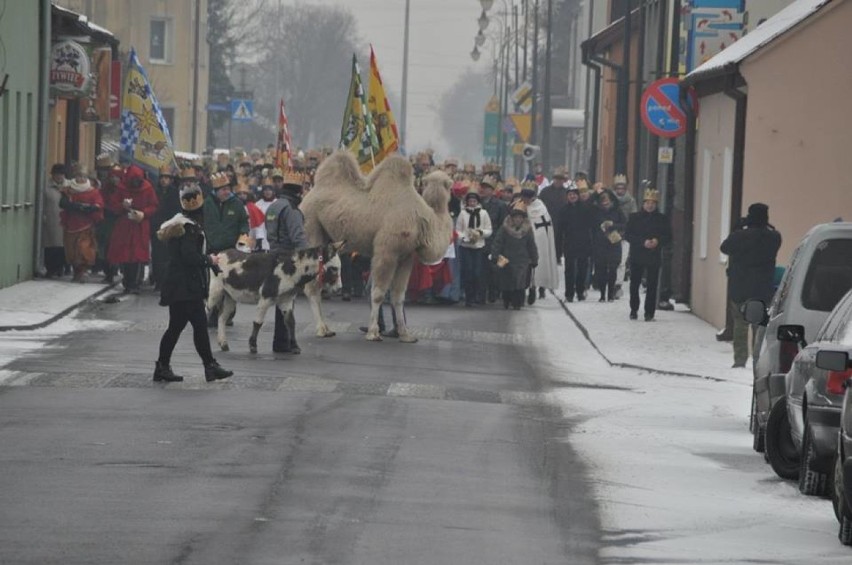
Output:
[327, 240, 346, 257]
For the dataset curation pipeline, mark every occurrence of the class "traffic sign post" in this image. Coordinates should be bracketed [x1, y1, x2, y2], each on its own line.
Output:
[640, 78, 698, 138]
[230, 99, 254, 122]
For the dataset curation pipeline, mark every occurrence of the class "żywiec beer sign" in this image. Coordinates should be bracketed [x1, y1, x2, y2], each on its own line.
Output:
[50, 40, 92, 97]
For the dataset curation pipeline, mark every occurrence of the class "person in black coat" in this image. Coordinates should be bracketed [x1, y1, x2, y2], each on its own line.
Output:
[150, 166, 183, 290]
[154, 182, 232, 383]
[624, 188, 672, 321]
[558, 185, 593, 302]
[592, 189, 626, 302]
[719, 202, 782, 367]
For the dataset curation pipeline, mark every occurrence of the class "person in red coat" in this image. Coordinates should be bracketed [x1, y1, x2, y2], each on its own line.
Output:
[60, 165, 105, 282]
[106, 164, 159, 293]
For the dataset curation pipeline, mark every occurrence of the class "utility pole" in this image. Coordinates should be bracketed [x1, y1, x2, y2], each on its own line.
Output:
[528, 0, 539, 176]
[400, 0, 411, 151]
[191, 0, 201, 152]
[522, 0, 528, 81]
[542, 0, 553, 173]
[614, 0, 632, 177]
[513, 4, 519, 89]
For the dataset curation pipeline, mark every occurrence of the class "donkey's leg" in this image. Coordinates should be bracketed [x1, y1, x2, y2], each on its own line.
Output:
[304, 278, 335, 337]
[389, 255, 417, 343]
[365, 255, 397, 341]
[249, 298, 273, 354]
[217, 295, 237, 352]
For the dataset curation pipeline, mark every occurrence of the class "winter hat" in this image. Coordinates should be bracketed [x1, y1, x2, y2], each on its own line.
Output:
[50, 163, 66, 176]
[746, 203, 769, 227]
[464, 191, 481, 204]
[180, 182, 204, 211]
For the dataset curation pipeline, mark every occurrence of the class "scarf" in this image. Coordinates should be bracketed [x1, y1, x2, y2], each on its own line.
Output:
[466, 207, 481, 229]
[68, 178, 92, 193]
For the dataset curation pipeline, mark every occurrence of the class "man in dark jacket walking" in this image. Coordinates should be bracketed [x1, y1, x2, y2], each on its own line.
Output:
[479, 175, 508, 302]
[720, 203, 782, 367]
[558, 185, 593, 301]
[625, 188, 672, 321]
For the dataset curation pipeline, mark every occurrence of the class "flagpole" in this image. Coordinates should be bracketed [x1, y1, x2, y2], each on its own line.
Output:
[400, 0, 410, 151]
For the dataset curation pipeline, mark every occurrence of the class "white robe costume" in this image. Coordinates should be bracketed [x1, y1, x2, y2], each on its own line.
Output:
[526, 198, 559, 290]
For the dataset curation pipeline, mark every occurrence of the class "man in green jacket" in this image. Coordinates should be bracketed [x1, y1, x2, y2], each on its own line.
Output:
[203, 172, 249, 253]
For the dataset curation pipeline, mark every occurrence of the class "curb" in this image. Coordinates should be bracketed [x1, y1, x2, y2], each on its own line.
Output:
[0, 283, 118, 333]
[554, 293, 726, 383]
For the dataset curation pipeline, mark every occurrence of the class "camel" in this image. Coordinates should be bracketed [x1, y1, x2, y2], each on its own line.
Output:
[301, 150, 453, 342]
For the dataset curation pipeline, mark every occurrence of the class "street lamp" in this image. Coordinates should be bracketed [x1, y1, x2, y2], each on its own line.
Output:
[478, 10, 490, 32]
[475, 30, 486, 47]
[480, 0, 495, 10]
[470, 45, 481, 61]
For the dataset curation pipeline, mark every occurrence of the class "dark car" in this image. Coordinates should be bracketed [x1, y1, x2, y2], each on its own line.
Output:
[814, 347, 852, 545]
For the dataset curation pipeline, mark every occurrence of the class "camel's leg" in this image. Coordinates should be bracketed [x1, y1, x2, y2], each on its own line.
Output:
[366, 256, 397, 341]
[249, 298, 273, 354]
[304, 278, 335, 337]
[217, 294, 236, 352]
[389, 255, 417, 343]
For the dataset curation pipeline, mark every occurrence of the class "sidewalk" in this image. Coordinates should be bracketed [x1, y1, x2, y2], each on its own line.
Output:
[554, 292, 752, 384]
[0, 279, 113, 331]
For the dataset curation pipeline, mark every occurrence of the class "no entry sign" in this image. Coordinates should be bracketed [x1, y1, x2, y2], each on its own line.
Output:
[640, 78, 698, 138]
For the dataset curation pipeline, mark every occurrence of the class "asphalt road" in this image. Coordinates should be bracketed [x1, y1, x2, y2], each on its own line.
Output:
[0, 292, 599, 565]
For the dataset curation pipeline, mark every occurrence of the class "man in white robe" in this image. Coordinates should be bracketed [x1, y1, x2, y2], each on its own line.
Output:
[520, 182, 559, 304]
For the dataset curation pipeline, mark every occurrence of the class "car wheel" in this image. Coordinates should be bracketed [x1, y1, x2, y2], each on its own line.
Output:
[765, 397, 800, 480]
[834, 440, 852, 546]
[799, 418, 829, 497]
[751, 390, 765, 453]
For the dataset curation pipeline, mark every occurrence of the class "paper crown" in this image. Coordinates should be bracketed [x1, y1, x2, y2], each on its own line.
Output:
[443, 158, 458, 167]
[575, 179, 590, 192]
[209, 172, 232, 189]
[270, 168, 284, 179]
[178, 167, 196, 180]
[521, 180, 538, 193]
[480, 174, 497, 188]
[613, 173, 628, 186]
[282, 170, 304, 186]
[158, 165, 174, 176]
[552, 166, 568, 179]
[643, 188, 659, 202]
[510, 200, 528, 214]
[462, 163, 476, 174]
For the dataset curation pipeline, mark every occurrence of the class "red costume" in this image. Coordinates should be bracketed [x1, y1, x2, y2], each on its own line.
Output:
[106, 165, 159, 264]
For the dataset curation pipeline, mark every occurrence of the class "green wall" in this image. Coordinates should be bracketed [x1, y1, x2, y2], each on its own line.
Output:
[0, 2, 40, 288]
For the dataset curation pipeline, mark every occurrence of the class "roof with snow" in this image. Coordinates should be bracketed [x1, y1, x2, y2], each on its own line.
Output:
[683, 0, 837, 85]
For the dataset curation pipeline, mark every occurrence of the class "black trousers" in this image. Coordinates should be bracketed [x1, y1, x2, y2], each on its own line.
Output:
[502, 289, 525, 309]
[121, 262, 143, 290]
[594, 256, 620, 300]
[273, 306, 298, 351]
[44, 246, 65, 277]
[563, 253, 588, 299]
[629, 262, 660, 316]
[158, 300, 215, 366]
[340, 253, 354, 294]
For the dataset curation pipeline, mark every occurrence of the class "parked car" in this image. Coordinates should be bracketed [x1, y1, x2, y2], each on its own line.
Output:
[814, 347, 852, 545]
[746, 223, 852, 454]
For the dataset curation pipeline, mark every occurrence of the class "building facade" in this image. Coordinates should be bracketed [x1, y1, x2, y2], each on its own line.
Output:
[55, 0, 209, 153]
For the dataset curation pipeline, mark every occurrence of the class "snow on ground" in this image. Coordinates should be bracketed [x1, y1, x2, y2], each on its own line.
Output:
[519, 295, 851, 564]
[0, 280, 109, 328]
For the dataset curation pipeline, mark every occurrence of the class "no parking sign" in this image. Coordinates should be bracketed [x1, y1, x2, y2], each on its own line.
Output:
[640, 78, 699, 138]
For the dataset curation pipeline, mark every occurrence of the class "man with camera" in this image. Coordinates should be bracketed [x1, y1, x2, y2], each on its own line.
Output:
[720, 203, 782, 368]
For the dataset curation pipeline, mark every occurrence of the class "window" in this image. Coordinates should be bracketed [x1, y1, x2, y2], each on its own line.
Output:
[769, 243, 802, 316]
[149, 19, 172, 63]
[816, 290, 852, 342]
[801, 239, 852, 312]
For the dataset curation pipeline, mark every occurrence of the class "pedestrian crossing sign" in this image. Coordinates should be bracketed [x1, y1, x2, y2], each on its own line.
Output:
[230, 99, 254, 122]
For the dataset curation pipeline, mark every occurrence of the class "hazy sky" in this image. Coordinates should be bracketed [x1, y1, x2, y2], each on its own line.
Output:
[286, 0, 500, 152]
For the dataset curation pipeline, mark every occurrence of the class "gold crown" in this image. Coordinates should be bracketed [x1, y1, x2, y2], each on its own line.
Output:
[575, 179, 590, 192]
[210, 172, 232, 189]
[552, 166, 568, 179]
[282, 170, 304, 186]
[643, 188, 659, 202]
[613, 173, 628, 186]
[521, 180, 538, 192]
[480, 174, 497, 188]
[178, 167, 196, 180]
[158, 164, 174, 176]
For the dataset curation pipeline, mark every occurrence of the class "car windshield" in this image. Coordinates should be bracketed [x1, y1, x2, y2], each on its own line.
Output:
[801, 238, 852, 312]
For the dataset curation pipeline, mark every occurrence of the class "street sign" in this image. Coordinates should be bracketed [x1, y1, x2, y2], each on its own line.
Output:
[658, 146, 674, 164]
[483, 97, 499, 159]
[230, 99, 254, 122]
[207, 103, 228, 112]
[509, 114, 532, 143]
[511, 81, 533, 113]
[502, 116, 517, 135]
[640, 78, 698, 138]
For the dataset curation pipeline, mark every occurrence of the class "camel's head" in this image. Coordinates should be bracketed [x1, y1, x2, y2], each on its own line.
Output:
[420, 170, 452, 212]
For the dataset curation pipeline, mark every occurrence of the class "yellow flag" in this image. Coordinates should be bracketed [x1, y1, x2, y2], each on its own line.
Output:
[367, 46, 399, 170]
[340, 54, 379, 174]
[120, 48, 175, 172]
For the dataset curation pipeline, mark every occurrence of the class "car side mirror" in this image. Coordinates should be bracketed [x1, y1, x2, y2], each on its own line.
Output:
[742, 299, 768, 326]
[777, 324, 806, 345]
[816, 349, 850, 372]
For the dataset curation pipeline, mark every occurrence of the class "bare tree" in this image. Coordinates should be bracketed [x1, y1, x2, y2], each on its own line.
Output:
[437, 68, 493, 163]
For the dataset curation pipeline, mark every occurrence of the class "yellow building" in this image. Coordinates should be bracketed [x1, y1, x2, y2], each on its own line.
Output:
[55, 0, 209, 153]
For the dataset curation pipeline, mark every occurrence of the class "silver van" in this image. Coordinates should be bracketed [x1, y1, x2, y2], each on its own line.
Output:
[748, 223, 852, 455]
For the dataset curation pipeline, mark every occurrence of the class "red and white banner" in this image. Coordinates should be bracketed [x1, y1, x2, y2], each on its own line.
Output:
[275, 98, 292, 171]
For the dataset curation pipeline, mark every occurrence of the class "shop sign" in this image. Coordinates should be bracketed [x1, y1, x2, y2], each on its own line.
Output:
[50, 40, 92, 97]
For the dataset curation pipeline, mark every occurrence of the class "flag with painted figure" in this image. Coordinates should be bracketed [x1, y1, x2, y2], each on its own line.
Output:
[119, 48, 175, 172]
[275, 98, 293, 171]
[366, 45, 399, 170]
[340, 54, 379, 173]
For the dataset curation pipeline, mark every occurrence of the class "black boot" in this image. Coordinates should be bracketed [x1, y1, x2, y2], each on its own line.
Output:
[153, 361, 183, 383]
[527, 287, 536, 305]
[538, 287, 545, 299]
[204, 360, 233, 382]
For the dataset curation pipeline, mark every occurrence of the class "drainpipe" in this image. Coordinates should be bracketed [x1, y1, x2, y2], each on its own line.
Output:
[679, 78, 698, 305]
[632, 0, 646, 189]
[33, 0, 51, 275]
[723, 74, 747, 228]
[581, 40, 621, 184]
